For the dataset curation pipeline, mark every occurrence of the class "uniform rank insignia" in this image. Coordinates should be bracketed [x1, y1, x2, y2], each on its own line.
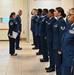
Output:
[69, 28, 74, 34]
[46, 21, 48, 24]
[10, 21, 13, 26]
[61, 26, 65, 30]
[54, 25, 58, 27]
[48, 22, 51, 25]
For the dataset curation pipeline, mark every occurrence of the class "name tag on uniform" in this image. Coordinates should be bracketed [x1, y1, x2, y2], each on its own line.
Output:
[16, 22, 17, 24]
[60, 26, 65, 30]
[69, 28, 74, 34]
[54, 25, 58, 27]
[46, 21, 48, 24]
[48, 22, 51, 25]
[42, 18, 45, 22]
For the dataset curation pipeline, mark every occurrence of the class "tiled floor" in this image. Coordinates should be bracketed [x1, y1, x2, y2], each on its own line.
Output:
[0, 41, 56, 75]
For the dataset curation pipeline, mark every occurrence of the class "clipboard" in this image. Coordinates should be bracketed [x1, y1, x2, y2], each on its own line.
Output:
[12, 31, 18, 39]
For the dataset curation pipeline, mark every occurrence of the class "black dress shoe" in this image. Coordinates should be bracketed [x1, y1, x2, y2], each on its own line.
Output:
[46, 68, 55, 72]
[45, 67, 50, 70]
[40, 59, 48, 62]
[16, 47, 22, 50]
[11, 53, 17, 56]
[32, 47, 38, 50]
[36, 52, 42, 55]
[31, 44, 35, 45]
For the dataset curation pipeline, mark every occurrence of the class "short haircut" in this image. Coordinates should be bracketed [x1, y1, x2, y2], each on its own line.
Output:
[33, 9, 37, 11]
[38, 8, 42, 14]
[49, 9, 54, 14]
[19, 10, 22, 12]
[43, 9, 48, 14]
[70, 8, 74, 12]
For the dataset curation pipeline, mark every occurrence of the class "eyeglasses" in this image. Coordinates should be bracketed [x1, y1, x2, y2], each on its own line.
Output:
[67, 14, 74, 17]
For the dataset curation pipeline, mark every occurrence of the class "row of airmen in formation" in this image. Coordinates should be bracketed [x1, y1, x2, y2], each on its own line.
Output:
[30, 7, 74, 75]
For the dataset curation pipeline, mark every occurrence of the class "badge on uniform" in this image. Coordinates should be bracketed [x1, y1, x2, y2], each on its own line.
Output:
[69, 28, 74, 34]
[54, 25, 58, 27]
[60, 26, 65, 30]
[48, 22, 51, 25]
[42, 18, 45, 22]
[10, 21, 13, 26]
[46, 21, 48, 24]
[16, 22, 17, 24]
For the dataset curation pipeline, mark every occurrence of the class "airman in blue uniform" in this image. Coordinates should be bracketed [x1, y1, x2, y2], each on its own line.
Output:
[15, 10, 22, 50]
[31, 9, 37, 46]
[39, 9, 49, 62]
[61, 8, 74, 75]
[34, 9, 43, 55]
[53, 7, 66, 75]
[45, 9, 57, 72]
[8, 12, 18, 56]
[36, 15, 44, 55]
[32, 14, 40, 50]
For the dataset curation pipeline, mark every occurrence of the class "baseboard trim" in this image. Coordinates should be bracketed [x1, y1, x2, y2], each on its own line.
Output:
[0, 38, 26, 41]
[20, 38, 26, 41]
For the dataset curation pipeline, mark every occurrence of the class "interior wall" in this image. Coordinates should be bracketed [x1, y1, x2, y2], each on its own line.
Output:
[35, 0, 61, 9]
[61, 0, 74, 13]
[0, 0, 14, 40]
[0, 0, 28, 40]
[28, 0, 35, 42]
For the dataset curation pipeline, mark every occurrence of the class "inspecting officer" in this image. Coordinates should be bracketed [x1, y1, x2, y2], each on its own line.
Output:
[15, 10, 22, 50]
[61, 8, 74, 75]
[8, 12, 18, 56]
[45, 9, 57, 72]
[53, 7, 66, 75]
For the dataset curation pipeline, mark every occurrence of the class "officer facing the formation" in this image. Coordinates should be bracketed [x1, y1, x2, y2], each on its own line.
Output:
[40, 9, 49, 62]
[61, 8, 74, 75]
[8, 12, 18, 56]
[15, 10, 22, 50]
[45, 9, 57, 72]
[53, 7, 66, 75]
[31, 9, 37, 46]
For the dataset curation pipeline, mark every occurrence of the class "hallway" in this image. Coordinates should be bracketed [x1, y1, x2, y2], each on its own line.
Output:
[0, 41, 56, 75]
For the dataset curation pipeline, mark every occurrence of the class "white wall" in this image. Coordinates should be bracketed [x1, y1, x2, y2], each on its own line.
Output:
[35, 0, 61, 9]
[27, 0, 35, 42]
[0, 0, 28, 40]
[0, 0, 14, 40]
[61, 0, 74, 13]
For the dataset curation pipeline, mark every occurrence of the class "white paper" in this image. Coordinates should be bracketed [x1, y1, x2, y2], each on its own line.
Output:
[12, 31, 18, 39]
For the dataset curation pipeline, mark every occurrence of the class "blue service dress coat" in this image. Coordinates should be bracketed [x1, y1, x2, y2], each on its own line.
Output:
[62, 23, 74, 67]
